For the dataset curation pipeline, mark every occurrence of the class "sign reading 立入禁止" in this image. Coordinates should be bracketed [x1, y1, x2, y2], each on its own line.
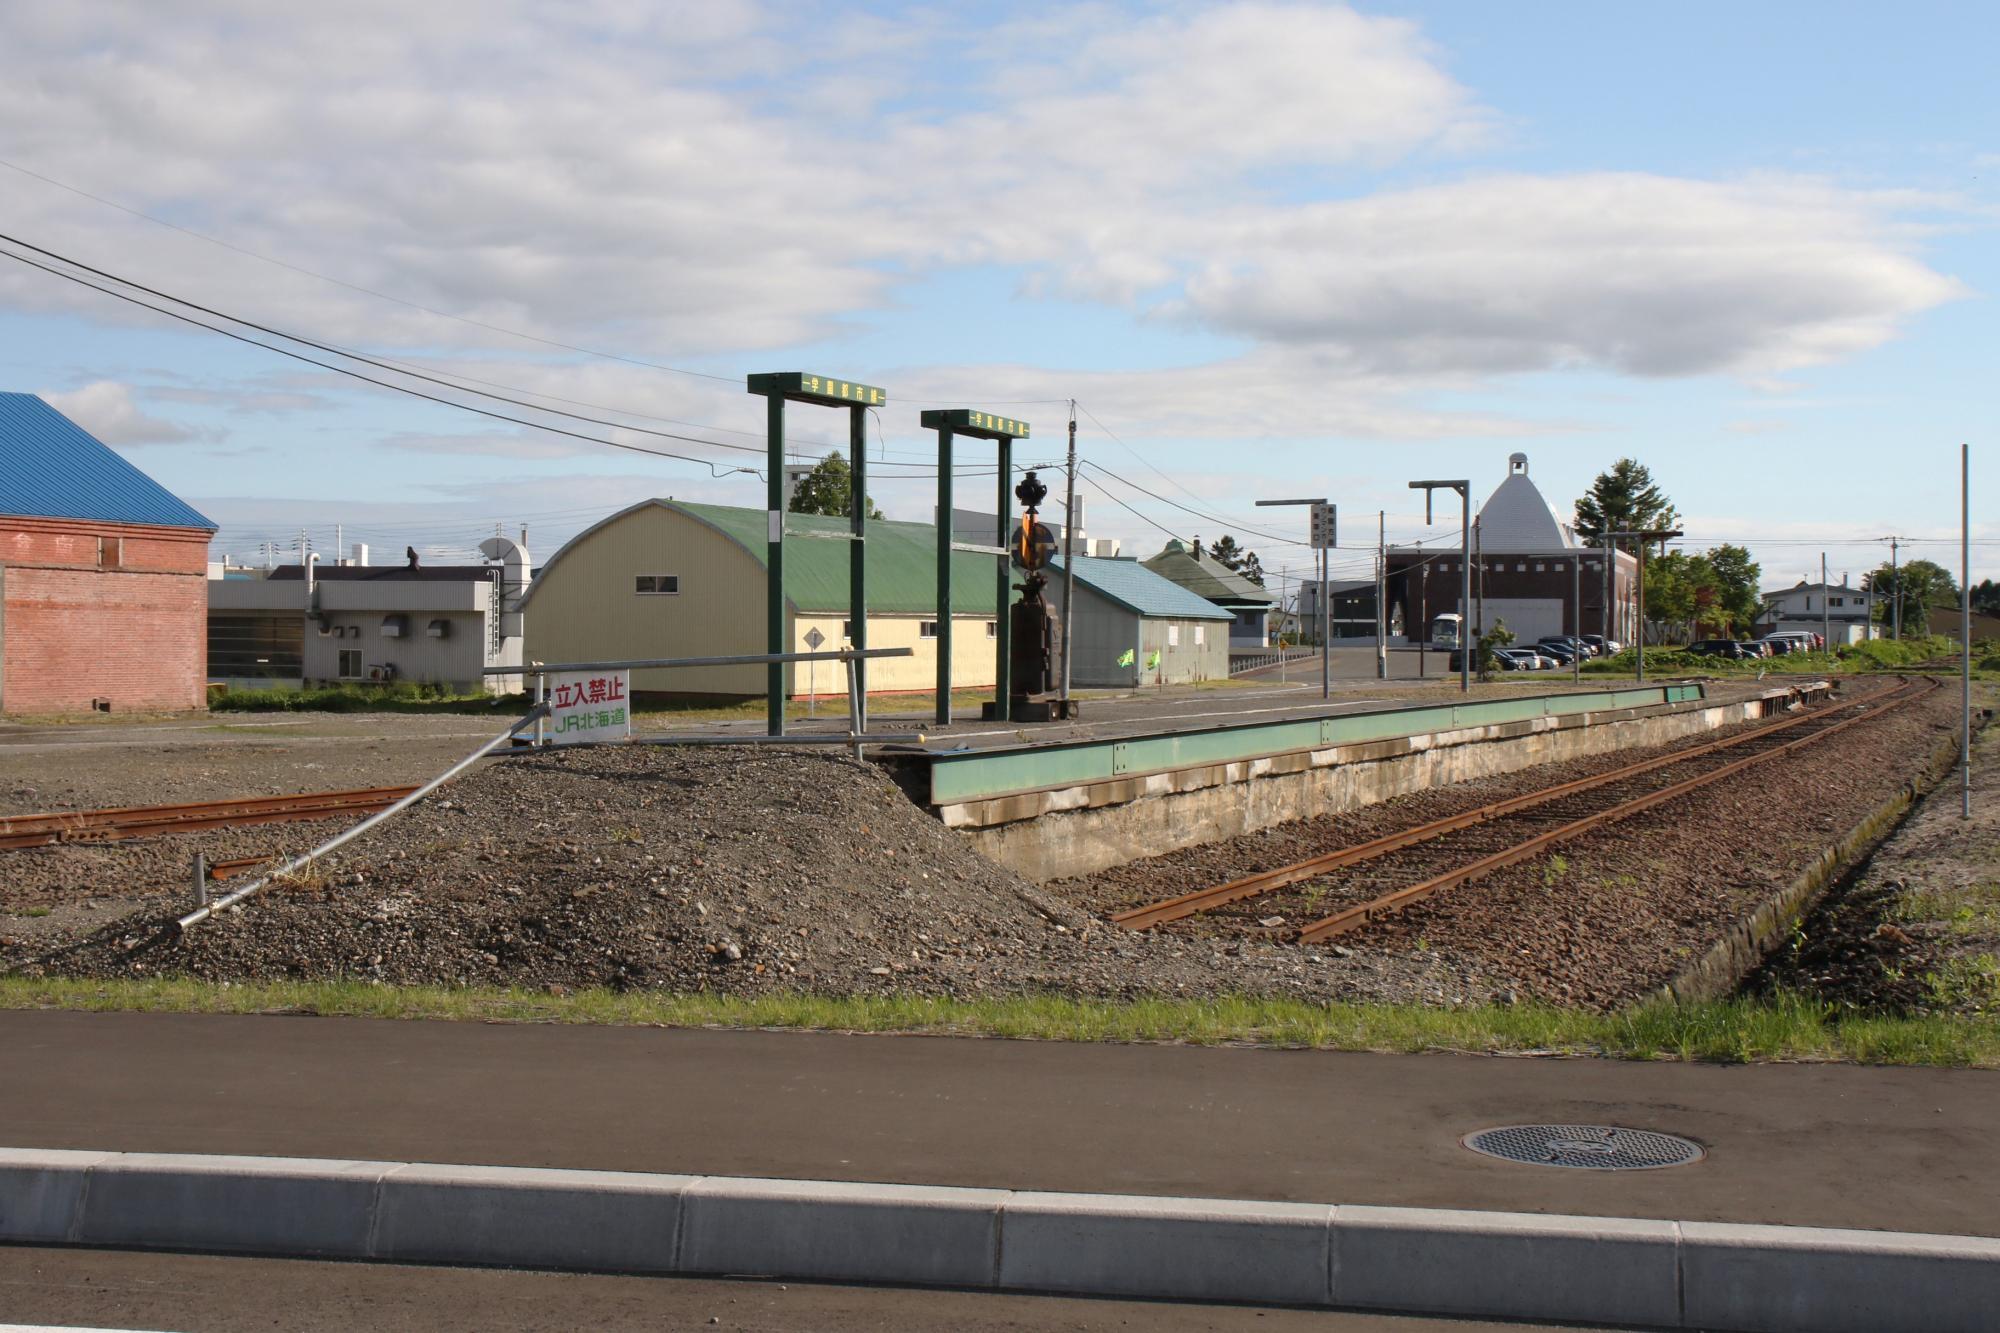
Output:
[544, 670, 631, 745]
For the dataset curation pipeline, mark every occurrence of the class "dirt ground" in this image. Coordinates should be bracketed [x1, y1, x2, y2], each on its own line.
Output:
[0, 713, 515, 816]
[1754, 690, 1998, 1017]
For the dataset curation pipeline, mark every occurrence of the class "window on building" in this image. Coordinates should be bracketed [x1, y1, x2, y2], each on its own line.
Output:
[842, 620, 853, 640]
[1195, 625, 1206, 646]
[1517, 563, 1528, 572]
[985, 622, 997, 638]
[206, 615, 304, 679]
[920, 621, 938, 637]
[337, 649, 362, 679]
[1831, 597, 1844, 607]
[1168, 624, 1180, 647]
[634, 575, 680, 595]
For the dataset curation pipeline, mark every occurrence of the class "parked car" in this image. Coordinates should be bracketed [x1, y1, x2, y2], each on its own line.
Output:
[1738, 641, 1772, 657]
[1496, 648, 1556, 670]
[1537, 635, 1595, 659]
[1687, 639, 1752, 659]
[1757, 636, 1801, 655]
[1533, 640, 1580, 665]
[1581, 634, 1623, 655]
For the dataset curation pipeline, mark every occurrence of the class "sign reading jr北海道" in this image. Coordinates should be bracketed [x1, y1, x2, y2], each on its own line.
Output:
[545, 670, 631, 745]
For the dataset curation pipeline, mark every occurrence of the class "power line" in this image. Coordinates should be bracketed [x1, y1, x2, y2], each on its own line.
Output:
[0, 240, 765, 478]
[0, 156, 740, 385]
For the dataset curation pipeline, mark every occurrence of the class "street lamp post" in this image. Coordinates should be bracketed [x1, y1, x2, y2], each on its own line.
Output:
[1409, 480, 1470, 693]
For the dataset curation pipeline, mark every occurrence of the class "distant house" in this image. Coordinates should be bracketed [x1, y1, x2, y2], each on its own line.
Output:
[1143, 538, 1275, 646]
[1755, 578, 1877, 645]
[1049, 554, 1233, 687]
[208, 539, 531, 693]
[0, 391, 216, 714]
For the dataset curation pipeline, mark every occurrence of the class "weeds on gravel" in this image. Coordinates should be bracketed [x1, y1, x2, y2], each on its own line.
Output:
[3, 978, 1996, 1068]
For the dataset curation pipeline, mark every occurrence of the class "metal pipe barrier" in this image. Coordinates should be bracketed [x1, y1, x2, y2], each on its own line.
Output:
[176, 703, 551, 934]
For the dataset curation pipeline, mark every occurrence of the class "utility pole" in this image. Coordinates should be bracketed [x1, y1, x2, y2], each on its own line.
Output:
[1605, 529, 1683, 682]
[1473, 516, 1484, 636]
[1410, 481, 1471, 693]
[1376, 510, 1388, 680]
[1571, 552, 1582, 684]
[1890, 536, 1903, 639]
[1603, 534, 1615, 643]
[1821, 552, 1832, 651]
[1058, 401, 1078, 708]
[1963, 444, 1972, 819]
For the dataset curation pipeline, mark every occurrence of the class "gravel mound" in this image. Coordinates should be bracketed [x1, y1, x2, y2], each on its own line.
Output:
[13, 745, 1470, 1002]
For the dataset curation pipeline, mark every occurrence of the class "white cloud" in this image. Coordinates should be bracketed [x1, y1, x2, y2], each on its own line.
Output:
[0, 0, 1967, 452]
[39, 380, 203, 445]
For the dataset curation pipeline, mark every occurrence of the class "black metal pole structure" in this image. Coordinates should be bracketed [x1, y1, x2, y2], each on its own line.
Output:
[748, 372, 886, 738]
[1409, 481, 1470, 693]
[1256, 497, 1331, 698]
[920, 409, 1031, 725]
[1964, 443, 1972, 820]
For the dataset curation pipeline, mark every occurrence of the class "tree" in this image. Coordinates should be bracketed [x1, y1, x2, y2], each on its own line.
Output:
[787, 451, 882, 519]
[1474, 619, 1515, 682]
[1208, 534, 1245, 569]
[1240, 551, 1266, 587]
[1705, 544, 1763, 635]
[1974, 579, 2000, 616]
[1574, 460, 1678, 554]
[1861, 558, 1958, 635]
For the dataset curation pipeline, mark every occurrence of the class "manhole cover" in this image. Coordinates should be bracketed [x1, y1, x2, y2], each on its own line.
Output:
[1462, 1124, 1703, 1171]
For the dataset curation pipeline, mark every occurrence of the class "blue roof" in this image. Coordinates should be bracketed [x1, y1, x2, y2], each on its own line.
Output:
[0, 392, 215, 530]
[1050, 554, 1234, 621]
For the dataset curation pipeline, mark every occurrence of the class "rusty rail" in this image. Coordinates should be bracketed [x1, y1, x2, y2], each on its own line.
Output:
[1113, 678, 1930, 934]
[1293, 676, 1937, 943]
[0, 786, 420, 850]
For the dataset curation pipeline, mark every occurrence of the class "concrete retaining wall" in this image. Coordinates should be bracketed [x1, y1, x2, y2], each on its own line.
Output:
[5, 1148, 1997, 1332]
[953, 686, 1822, 882]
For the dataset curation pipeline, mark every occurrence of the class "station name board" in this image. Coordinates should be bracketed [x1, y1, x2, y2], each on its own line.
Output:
[747, 372, 886, 407]
[918, 408, 1031, 440]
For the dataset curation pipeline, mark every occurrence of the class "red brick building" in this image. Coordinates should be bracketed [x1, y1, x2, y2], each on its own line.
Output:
[0, 392, 216, 715]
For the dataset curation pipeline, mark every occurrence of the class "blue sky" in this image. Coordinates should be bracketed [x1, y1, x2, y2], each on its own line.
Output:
[0, 1, 1991, 594]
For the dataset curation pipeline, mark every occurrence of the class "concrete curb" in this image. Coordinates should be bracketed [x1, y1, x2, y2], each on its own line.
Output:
[3, 1148, 1996, 1331]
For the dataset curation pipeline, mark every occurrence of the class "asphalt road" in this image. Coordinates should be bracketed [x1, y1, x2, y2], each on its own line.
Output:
[0, 1247, 1629, 1332]
[2, 1010, 1993, 1237]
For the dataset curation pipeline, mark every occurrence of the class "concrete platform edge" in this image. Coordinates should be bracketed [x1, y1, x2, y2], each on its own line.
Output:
[4, 1148, 1996, 1331]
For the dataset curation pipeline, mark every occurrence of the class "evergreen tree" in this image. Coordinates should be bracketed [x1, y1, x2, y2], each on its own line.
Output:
[1208, 534, 1245, 569]
[788, 451, 883, 520]
[1574, 460, 1678, 554]
[1240, 551, 1266, 587]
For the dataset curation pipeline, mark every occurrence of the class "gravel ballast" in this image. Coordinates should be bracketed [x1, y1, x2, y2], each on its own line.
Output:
[0, 680, 1964, 1010]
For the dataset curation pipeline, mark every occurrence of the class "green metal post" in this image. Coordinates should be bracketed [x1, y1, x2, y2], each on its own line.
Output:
[766, 393, 786, 735]
[936, 426, 954, 725]
[849, 403, 868, 733]
[994, 434, 1013, 720]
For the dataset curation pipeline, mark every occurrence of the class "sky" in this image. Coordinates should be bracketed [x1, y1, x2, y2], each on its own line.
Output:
[1, 0, 1993, 599]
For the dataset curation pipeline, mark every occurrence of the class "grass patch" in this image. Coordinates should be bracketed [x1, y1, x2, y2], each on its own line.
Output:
[210, 682, 510, 714]
[2, 978, 1995, 1067]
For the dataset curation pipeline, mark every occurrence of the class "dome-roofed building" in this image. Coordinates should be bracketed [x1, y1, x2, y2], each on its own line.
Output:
[1384, 453, 1639, 648]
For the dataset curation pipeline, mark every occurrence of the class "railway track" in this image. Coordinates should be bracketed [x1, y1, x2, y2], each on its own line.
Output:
[1113, 676, 1939, 945]
[0, 785, 419, 851]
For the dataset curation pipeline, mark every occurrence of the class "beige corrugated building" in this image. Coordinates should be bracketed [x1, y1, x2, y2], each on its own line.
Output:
[522, 500, 1001, 699]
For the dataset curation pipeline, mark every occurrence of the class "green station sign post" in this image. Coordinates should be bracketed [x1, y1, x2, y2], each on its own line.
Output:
[919, 409, 1031, 725]
[747, 373, 885, 736]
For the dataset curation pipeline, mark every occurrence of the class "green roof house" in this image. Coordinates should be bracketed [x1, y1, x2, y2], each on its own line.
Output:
[1142, 538, 1274, 646]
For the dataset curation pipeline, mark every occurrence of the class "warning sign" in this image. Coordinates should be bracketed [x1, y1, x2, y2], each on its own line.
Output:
[544, 670, 631, 745]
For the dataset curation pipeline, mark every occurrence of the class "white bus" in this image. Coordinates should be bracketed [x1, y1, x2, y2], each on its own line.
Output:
[1429, 612, 1464, 650]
